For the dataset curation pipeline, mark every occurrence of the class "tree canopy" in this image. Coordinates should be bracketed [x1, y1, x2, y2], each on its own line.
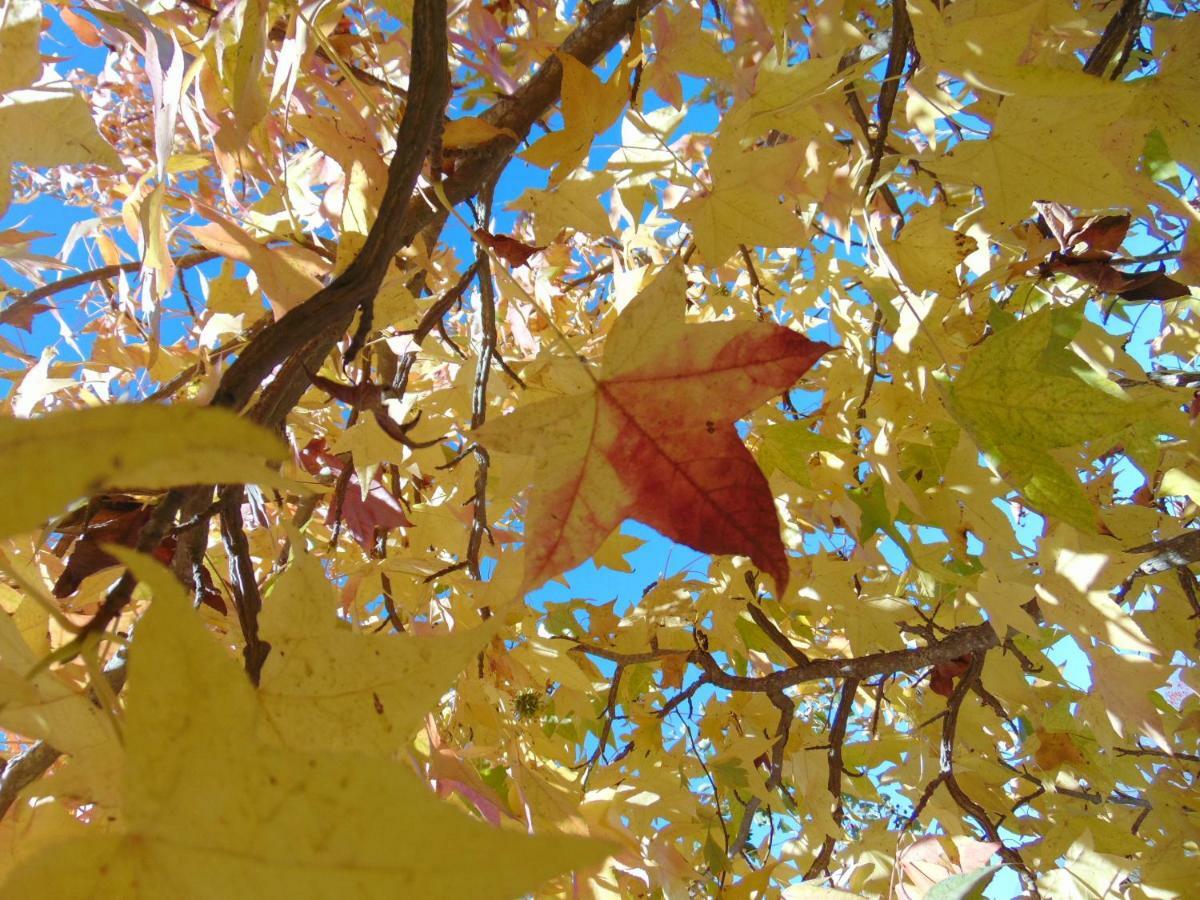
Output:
[0, 0, 1198, 896]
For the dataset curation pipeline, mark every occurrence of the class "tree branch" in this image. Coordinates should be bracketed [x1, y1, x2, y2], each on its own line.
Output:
[806, 677, 860, 878]
[210, 0, 659, 417]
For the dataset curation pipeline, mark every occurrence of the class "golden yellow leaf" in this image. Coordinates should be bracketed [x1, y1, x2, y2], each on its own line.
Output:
[189, 213, 325, 315]
[442, 117, 517, 149]
[0, 404, 287, 539]
[908, 0, 1112, 97]
[0, 800, 88, 884]
[1143, 15, 1200, 173]
[258, 539, 498, 754]
[930, 87, 1151, 227]
[0, 600, 121, 802]
[0, 551, 611, 898]
[508, 171, 614, 244]
[882, 204, 977, 297]
[592, 529, 646, 574]
[522, 53, 628, 186]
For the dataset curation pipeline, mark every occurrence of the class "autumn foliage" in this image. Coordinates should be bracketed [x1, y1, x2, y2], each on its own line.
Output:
[1, 0, 1199, 897]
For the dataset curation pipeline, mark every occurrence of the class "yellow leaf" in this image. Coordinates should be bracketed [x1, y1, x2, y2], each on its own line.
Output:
[1036, 833, 1134, 899]
[442, 117, 517, 149]
[882, 204, 977, 297]
[0, 550, 611, 898]
[592, 529, 646, 574]
[0, 404, 287, 538]
[206, 263, 266, 318]
[0, 601, 121, 803]
[1160, 467, 1200, 506]
[258, 539, 499, 754]
[0, 800, 88, 884]
[0, 0, 41, 94]
[672, 136, 808, 265]
[522, 53, 628, 186]
[1144, 16, 1200, 173]
[329, 417, 407, 495]
[508, 171, 614, 244]
[0, 581, 48, 656]
[908, 0, 1116, 97]
[1090, 646, 1171, 750]
[189, 213, 325, 315]
[930, 87, 1151, 227]
[0, 90, 123, 218]
[723, 55, 842, 141]
[224, 0, 268, 129]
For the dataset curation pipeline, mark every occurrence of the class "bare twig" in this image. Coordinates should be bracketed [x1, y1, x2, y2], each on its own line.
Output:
[218, 486, 271, 684]
[863, 4, 913, 197]
[806, 677, 860, 878]
[0, 250, 219, 329]
[570, 622, 998, 693]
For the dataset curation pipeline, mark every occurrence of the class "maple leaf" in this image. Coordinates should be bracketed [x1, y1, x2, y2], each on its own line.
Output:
[508, 171, 614, 244]
[297, 438, 411, 549]
[0, 596, 122, 805]
[474, 227, 545, 268]
[0, 90, 123, 218]
[0, 405, 288, 540]
[257, 538, 498, 754]
[476, 261, 830, 593]
[944, 306, 1154, 531]
[929, 85, 1153, 227]
[672, 135, 809, 265]
[0, 551, 611, 897]
[522, 52, 629, 186]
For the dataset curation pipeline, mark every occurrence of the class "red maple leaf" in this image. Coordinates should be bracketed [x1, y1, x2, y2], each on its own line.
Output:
[298, 438, 412, 549]
[476, 261, 830, 593]
[930, 654, 973, 698]
[474, 228, 545, 268]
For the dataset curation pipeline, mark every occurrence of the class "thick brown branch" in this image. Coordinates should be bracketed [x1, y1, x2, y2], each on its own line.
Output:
[1083, 0, 1143, 77]
[211, 0, 451, 412]
[211, 0, 657, 416]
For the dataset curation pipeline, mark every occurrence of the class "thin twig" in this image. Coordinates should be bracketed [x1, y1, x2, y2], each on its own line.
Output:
[218, 486, 271, 684]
